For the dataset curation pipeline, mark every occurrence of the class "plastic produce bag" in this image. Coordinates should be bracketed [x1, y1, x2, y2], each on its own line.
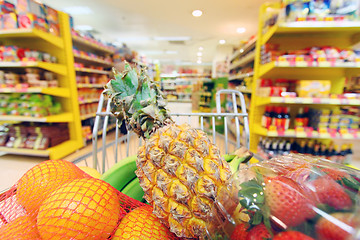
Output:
[211, 154, 360, 240]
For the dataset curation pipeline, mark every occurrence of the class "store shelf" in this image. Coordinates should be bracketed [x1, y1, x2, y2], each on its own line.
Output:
[256, 96, 360, 106]
[72, 35, 114, 54]
[259, 61, 360, 79]
[0, 87, 70, 97]
[0, 139, 81, 159]
[0, 62, 67, 75]
[79, 98, 99, 104]
[0, 112, 73, 123]
[75, 67, 109, 75]
[230, 52, 255, 70]
[160, 73, 211, 78]
[236, 86, 252, 94]
[0, 28, 64, 49]
[229, 72, 254, 81]
[77, 83, 104, 88]
[0, 146, 50, 157]
[74, 54, 113, 67]
[249, 3, 360, 153]
[254, 125, 359, 140]
[262, 21, 360, 45]
[231, 38, 257, 62]
[80, 113, 96, 121]
[167, 99, 192, 103]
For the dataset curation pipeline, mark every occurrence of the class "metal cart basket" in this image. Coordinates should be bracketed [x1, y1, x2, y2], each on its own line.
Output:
[72, 89, 250, 174]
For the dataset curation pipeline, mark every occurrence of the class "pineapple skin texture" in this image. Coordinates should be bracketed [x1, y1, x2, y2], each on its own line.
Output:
[135, 123, 237, 238]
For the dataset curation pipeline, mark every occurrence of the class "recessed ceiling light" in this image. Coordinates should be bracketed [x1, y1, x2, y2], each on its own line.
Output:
[197, 60, 202, 64]
[62, 6, 93, 15]
[192, 10, 203, 17]
[236, 27, 246, 34]
[219, 39, 226, 44]
[240, 49, 244, 53]
[197, 52, 202, 57]
[199, 46, 204, 51]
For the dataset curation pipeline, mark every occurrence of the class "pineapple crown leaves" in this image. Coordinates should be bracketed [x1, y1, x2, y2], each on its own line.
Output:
[104, 62, 171, 139]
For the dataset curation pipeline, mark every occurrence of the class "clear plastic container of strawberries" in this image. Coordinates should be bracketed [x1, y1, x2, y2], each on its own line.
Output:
[215, 153, 360, 240]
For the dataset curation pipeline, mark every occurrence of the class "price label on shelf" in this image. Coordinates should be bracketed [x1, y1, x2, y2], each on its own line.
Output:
[318, 60, 331, 67]
[302, 98, 313, 104]
[339, 128, 353, 139]
[295, 127, 306, 138]
[313, 98, 321, 104]
[318, 128, 330, 138]
[277, 57, 290, 67]
[267, 126, 277, 136]
[278, 129, 285, 136]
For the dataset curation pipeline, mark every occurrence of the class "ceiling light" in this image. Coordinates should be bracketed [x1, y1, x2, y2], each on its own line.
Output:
[153, 36, 191, 41]
[62, 6, 93, 15]
[219, 39, 226, 44]
[74, 25, 94, 31]
[192, 10, 203, 17]
[197, 52, 202, 57]
[236, 27, 246, 34]
[197, 60, 202, 64]
[240, 49, 244, 53]
[199, 46, 204, 51]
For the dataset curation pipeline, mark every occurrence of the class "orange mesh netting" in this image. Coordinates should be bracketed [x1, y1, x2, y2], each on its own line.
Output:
[0, 159, 182, 240]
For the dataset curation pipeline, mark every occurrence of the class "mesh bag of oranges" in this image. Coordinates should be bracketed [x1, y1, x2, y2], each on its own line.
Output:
[0, 159, 181, 240]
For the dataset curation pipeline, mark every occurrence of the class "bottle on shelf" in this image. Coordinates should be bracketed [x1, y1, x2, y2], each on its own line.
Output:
[304, 140, 314, 155]
[295, 107, 305, 128]
[261, 106, 273, 129]
[297, 140, 307, 154]
[303, 107, 309, 127]
[272, 106, 283, 130]
[313, 142, 320, 156]
[282, 107, 290, 131]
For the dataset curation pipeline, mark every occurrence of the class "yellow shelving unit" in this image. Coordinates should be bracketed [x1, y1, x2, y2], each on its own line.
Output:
[72, 34, 115, 143]
[249, 3, 360, 152]
[0, 11, 84, 159]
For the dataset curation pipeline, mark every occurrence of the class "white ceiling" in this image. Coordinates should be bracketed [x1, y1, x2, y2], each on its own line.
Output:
[41, 0, 277, 65]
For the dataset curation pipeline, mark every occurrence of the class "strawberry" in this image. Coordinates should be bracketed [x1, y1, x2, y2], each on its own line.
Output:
[310, 176, 352, 210]
[321, 168, 350, 182]
[230, 222, 250, 240]
[316, 212, 358, 240]
[273, 231, 314, 240]
[264, 176, 315, 228]
[245, 223, 271, 240]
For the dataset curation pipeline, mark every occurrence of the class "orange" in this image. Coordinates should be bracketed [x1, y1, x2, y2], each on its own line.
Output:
[0, 215, 41, 240]
[16, 159, 87, 218]
[113, 205, 174, 240]
[37, 178, 125, 240]
[79, 166, 102, 179]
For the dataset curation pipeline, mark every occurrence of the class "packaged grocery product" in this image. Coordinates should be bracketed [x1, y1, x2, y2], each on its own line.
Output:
[2, 12, 17, 29]
[212, 153, 360, 239]
[0, 0, 15, 14]
[15, 0, 45, 18]
[17, 13, 36, 29]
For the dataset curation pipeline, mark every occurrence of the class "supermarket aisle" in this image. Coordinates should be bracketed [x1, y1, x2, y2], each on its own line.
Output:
[0, 131, 119, 191]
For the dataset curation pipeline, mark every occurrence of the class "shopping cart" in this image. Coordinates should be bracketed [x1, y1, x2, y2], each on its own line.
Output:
[72, 89, 250, 175]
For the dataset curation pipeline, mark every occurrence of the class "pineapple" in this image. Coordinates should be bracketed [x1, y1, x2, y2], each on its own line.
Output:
[105, 63, 237, 238]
